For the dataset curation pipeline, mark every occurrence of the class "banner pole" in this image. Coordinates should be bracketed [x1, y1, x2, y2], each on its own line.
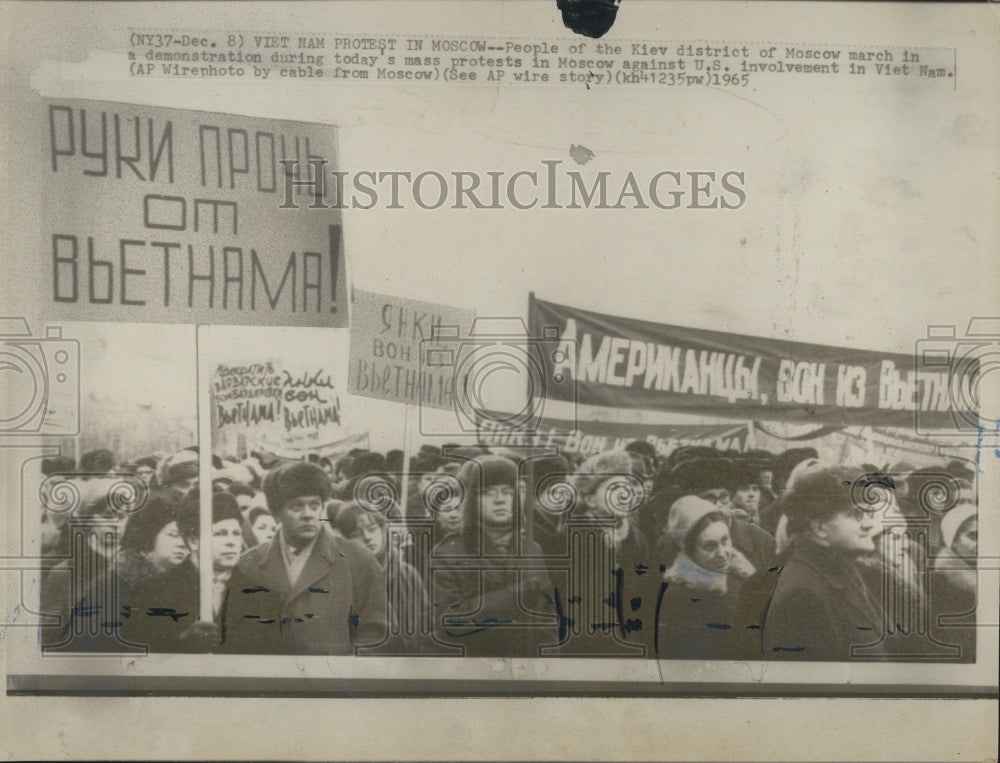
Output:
[746, 419, 756, 449]
[398, 404, 413, 518]
[196, 325, 214, 623]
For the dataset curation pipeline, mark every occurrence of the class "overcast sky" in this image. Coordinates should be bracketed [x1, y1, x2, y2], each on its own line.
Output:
[5, 2, 997, 453]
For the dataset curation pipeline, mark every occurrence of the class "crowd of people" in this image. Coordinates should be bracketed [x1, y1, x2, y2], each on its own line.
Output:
[38, 439, 980, 661]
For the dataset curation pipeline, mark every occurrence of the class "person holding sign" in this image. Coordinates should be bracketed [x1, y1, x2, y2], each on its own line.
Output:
[219, 462, 387, 655]
[123, 491, 244, 653]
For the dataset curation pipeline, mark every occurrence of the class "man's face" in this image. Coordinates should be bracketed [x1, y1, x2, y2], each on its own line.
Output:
[171, 475, 199, 494]
[480, 484, 515, 527]
[212, 518, 242, 571]
[731, 484, 760, 514]
[698, 487, 732, 512]
[436, 502, 463, 534]
[276, 494, 323, 546]
[235, 494, 254, 519]
[816, 507, 876, 555]
[135, 466, 155, 484]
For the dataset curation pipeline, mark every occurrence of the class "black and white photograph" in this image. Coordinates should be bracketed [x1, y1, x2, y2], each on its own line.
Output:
[0, 1, 997, 760]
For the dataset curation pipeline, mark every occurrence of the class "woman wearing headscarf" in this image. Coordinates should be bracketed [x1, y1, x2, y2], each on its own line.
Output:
[653, 496, 757, 660]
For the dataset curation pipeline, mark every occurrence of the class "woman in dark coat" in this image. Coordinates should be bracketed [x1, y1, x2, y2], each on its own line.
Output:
[54, 489, 185, 652]
[653, 496, 757, 660]
[335, 501, 432, 652]
[929, 499, 977, 660]
[761, 466, 885, 661]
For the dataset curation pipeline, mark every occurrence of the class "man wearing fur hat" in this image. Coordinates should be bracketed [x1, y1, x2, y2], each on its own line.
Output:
[432, 455, 555, 657]
[220, 462, 386, 654]
[157, 449, 200, 496]
[760, 466, 884, 661]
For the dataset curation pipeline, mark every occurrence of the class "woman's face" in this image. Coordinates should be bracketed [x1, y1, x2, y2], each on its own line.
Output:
[212, 519, 242, 572]
[691, 520, 733, 574]
[349, 514, 385, 556]
[40, 511, 65, 553]
[250, 513, 277, 545]
[952, 517, 978, 558]
[148, 520, 188, 571]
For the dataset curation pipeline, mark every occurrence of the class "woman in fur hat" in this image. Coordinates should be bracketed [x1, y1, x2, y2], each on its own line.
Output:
[653, 496, 757, 660]
[55, 489, 185, 652]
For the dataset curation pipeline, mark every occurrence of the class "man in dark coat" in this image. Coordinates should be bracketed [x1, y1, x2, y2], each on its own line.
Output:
[432, 455, 555, 658]
[760, 466, 885, 661]
[220, 462, 387, 655]
[123, 491, 244, 652]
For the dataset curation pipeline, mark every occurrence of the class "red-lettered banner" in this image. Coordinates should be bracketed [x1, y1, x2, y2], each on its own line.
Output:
[529, 297, 977, 429]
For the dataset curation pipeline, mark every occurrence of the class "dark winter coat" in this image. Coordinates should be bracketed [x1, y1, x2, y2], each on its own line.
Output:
[51, 550, 161, 652]
[121, 559, 204, 652]
[928, 548, 977, 661]
[654, 573, 745, 660]
[431, 531, 556, 658]
[761, 537, 884, 661]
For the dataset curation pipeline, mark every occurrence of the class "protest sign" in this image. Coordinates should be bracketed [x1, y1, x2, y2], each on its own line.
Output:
[40, 98, 347, 326]
[349, 288, 476, 409]
[211, 354, 350, 457]
[530, 296, 979, 429]
[476, 409, 748, 458]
